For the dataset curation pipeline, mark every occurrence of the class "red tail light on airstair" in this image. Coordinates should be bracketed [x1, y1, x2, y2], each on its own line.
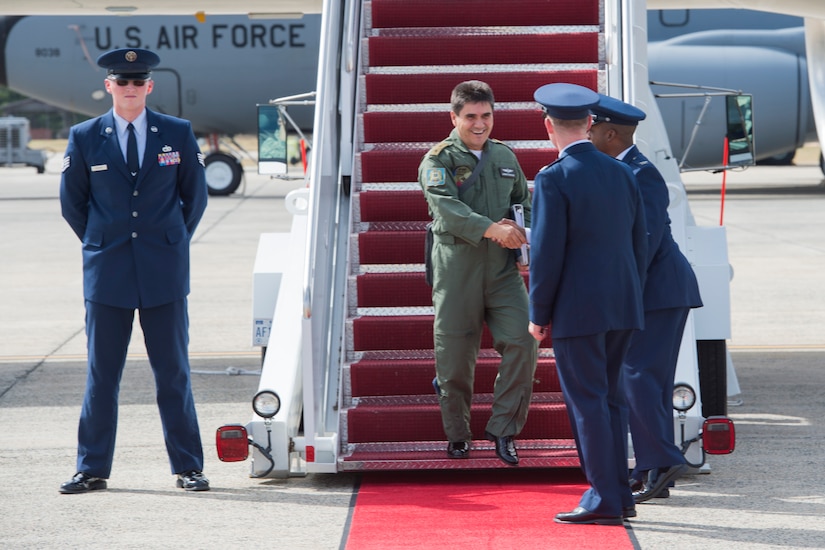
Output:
[702, 416, 735, 454]
[216, 425, 249, 462]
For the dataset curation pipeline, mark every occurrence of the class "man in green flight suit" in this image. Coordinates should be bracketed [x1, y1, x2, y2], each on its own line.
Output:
[418, 80, 537, 465]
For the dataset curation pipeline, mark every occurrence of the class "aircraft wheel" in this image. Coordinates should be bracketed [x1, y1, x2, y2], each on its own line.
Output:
[205, 152, 243, 196]
[757, 150, 795, 166]
[696, 340, 728, 418]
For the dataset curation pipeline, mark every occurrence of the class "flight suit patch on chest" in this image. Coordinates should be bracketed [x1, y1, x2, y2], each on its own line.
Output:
[454, 166, 472, 186]
[499, 167, 516, 178]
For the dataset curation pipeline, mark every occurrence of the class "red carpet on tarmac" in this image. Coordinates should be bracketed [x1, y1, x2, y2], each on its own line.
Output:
[344, 469, 636, 550]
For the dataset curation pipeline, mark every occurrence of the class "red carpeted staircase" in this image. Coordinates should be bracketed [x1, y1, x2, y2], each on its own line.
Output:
[340, 0, 604, 470]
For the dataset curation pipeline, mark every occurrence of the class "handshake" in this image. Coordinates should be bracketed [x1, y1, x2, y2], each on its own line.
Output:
[485, 221, 530, 268]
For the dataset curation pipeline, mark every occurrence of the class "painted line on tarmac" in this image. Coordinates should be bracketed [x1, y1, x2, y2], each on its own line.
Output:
[0, 350, 260, 363]
[729, 344, 825, 352]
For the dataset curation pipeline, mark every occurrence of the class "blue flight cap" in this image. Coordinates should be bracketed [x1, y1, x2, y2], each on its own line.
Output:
[97, 48, 160, 80]
[592, 94, 647, 126]
[533, 83, 599, 120]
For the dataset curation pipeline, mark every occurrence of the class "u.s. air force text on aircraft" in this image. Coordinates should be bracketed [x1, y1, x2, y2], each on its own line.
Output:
[81, 23, 311, 52]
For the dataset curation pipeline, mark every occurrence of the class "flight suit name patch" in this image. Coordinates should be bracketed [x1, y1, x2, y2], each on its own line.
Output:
[158, 151, 181, 166]
[425, 168, 446, 187]
[499, 167, 516, 178]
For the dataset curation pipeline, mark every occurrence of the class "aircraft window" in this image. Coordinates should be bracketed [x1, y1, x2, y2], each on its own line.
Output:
[726, 94, 755, 167]
[258, 104, 288, 176]
[658, 9, 689, 28]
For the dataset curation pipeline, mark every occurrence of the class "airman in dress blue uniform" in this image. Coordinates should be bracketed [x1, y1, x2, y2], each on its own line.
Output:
[589, 95, 703, 503]
[58, 48, 210, 493]
[527, 83, 648, 525]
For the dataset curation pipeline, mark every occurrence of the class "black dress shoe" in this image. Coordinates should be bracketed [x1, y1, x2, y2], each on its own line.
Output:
[177, 470, 210, 491]
[623, 506, 637, 518]
[447, 441, 469, 459]
[59, 472, 107, 494]
[485, 430, 518, 465]
[554, 507, 623, 525]
[633, 463, 687, 503]
[630, 476, 670, 498]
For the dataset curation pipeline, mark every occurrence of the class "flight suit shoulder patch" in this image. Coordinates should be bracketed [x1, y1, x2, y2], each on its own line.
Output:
[424, 167, 446, 187]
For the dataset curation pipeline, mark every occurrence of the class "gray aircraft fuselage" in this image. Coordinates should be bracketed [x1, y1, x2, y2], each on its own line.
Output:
[0, 15, 320, 133]
[0, 9, 816, 167]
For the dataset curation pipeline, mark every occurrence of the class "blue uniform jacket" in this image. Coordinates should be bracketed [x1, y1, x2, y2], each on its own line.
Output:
[60, 108, 208, 309]
[624, 146, 702, 311]
[529, 141, 648, 338]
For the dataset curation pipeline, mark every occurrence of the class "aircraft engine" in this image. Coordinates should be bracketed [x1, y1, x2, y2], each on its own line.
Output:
[649, 37, 816, 170]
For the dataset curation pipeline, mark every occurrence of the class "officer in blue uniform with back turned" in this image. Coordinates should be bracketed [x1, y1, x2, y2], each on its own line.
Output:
[528, 83, 648, 525]
[589, 94, 703, 504]
[58, 48, 209, 493]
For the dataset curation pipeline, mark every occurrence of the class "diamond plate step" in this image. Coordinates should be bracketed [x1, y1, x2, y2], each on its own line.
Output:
[347, 356, 559, 398]
[366, 31, 599, 67]
[362, 109, 547, 143]
[358, 146, 555, 184]
[369, 0, 599, 29]
[350, 315, 552, 352]
[340, 439, 580, 470]
[345, 393, 573, 443]
[363, 70, 599, 105]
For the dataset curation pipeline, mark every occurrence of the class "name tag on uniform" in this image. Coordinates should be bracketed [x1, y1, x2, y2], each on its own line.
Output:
[158, 151, 181, 166]
[91, 164, 108, 172]
[499, 167, 516, 178]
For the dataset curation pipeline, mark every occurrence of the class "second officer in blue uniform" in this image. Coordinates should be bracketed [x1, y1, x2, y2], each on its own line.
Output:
[589, 94, 703, 503]
[59, 48, 210, 493]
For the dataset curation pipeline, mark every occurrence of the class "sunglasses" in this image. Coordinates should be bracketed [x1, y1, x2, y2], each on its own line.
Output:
[108, 78, 150, 87]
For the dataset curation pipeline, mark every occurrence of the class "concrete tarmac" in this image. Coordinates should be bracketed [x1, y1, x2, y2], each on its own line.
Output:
[1, 146, 825, 549]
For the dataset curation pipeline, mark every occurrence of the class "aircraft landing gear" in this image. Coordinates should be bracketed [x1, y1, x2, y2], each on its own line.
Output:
[205, 151, 243, 196]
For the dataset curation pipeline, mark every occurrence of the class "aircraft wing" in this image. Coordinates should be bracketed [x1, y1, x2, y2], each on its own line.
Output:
[648, 0, 824, 19]
[650, 0, 825, 167]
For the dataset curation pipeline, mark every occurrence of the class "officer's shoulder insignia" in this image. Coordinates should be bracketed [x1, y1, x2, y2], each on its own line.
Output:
[197, 152, 205, 167]
[424, 167, 446, 187]
[62, 156, 70, 172]
[427, 140, 450, 157]
[490, 138, 514, 151]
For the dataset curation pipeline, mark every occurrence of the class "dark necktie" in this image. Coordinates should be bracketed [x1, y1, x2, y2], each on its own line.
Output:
[126, 123, 139, 177]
